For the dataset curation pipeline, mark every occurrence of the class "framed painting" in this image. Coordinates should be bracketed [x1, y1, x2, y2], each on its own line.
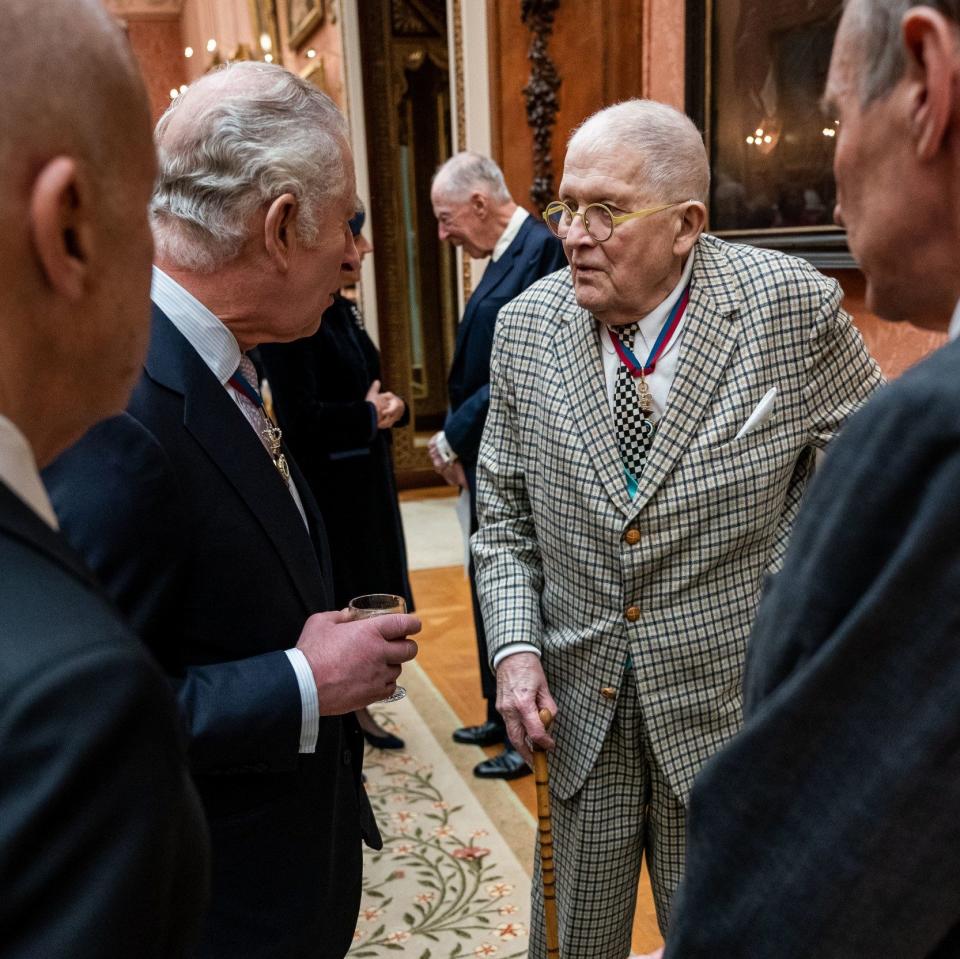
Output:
[686, 0, 854, 268]
[287, 0, 325, 49]
[248, 0, 282, 63]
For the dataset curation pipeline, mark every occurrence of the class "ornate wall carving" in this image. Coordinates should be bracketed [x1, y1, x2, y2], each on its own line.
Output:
[521, 0, 561, 210]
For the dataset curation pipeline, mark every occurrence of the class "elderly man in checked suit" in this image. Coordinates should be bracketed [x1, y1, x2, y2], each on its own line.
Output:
[472, 98, 883, 959]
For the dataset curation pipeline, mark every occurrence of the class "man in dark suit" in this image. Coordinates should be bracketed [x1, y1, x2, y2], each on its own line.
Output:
[428, 152, 567, 779]
[45, 63, 420, 959]
[0, 1, 208, 955]
[660, 2, 960, 956]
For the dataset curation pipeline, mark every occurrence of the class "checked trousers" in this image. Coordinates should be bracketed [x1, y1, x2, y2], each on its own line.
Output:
[528, 670, 687, 959]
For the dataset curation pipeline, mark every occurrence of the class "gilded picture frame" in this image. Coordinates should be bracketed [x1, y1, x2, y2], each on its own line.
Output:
[248, 0, 283, 64]
[287, 0, 325, 49]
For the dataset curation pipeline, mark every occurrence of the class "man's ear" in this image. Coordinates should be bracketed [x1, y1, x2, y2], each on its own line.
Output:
[30, 156, 93, 301]
[902, 8, 960, 160]
[264, 193, 299, 272]
[470, 191, 488, 219]
[673, 201, 707, 257]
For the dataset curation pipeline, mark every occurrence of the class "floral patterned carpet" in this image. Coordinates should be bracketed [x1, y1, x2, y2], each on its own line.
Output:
[349, 664, 533, 958]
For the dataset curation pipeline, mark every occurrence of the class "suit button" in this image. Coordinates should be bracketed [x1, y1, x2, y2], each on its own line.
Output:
[343, 749, 352, 766]
[600, 686, 617, 700]
[624, 527, 641, 545]
[625, 606, 640, 622]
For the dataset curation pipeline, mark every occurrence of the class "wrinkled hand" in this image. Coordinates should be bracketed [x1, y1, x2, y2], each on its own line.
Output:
[296, 609, 421, 714]
[495, 652, 558, 766]
[365, 380, 404, 429]
[443, 460, 467, 488]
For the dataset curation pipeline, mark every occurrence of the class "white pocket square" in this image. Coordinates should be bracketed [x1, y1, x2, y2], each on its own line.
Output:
[734, 387, 778, 440]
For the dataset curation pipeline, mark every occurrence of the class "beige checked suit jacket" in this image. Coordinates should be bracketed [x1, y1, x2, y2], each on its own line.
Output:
[473, 233, 884, 803]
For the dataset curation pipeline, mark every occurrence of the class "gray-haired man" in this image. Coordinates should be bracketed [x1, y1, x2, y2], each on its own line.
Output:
[428, 152, 566, 780]
[45, 62, 420, 959]
[473, 98, 883, 958]
[664, 2, 960, 955]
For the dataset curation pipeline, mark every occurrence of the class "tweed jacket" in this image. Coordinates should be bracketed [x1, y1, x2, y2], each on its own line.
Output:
[473, 233, 883, 802]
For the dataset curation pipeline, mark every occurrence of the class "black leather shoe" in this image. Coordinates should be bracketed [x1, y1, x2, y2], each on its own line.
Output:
[453, 720, 506, 747]
[362, 728, 405, 750]
[473, 746, 531, 780]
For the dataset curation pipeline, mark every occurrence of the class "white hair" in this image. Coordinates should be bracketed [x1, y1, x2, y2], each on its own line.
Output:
[151, 61, 348, 273]
[843, 0, 960, 105]
[568, 99, 710, 204]
[432, 151, 512, 205]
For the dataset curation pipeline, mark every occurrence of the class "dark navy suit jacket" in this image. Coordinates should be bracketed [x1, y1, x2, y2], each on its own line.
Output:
[0, 480, 208, 957]
[666, 337, 960, 958]
[445, 213, 567, 475]
[44, 306, 380, 959]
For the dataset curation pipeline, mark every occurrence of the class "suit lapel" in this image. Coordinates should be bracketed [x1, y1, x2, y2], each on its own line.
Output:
[146, 309, 328, 611]
[455, 217, 538, 355]
[0, 480, 105, 594]
[554, 302, 635, 517]
[631, 238, 742, 511]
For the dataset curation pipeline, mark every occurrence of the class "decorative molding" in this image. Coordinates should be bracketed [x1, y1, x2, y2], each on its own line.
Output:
[451, 0, 471, 303]
[287, 0, 326, 50]
[105, 0, 183, 18]
[392, 0, 431, 35]
[521, 0, 561, 211]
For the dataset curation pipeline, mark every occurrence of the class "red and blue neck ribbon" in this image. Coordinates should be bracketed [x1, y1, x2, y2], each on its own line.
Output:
[228, 372, 265, 409]
[610, 284, 691, 377]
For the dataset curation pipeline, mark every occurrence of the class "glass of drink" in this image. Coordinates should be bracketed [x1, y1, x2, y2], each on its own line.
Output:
[348, 593, 408, 703]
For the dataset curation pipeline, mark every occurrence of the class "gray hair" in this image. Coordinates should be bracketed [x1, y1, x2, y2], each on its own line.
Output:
[151, 61, 348, 273]
[568, 99, 710, 204]
[432, 152, 512, 205]
[843, 0, 960, 105]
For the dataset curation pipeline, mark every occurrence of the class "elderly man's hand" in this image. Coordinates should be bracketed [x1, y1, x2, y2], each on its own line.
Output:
[495, 652, 558, 766]
[296, 609, 421, 714]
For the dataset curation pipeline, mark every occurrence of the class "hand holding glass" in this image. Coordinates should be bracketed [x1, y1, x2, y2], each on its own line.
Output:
[348, 593, 408, 703]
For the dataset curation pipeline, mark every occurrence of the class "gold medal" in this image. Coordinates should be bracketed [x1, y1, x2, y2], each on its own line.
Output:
[635, 375, 654, 416]
[261, 424, 290, 481]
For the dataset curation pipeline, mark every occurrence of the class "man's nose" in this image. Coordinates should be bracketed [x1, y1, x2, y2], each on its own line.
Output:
[565, 213, 595, 247]
[343, 230, 361, 272]
[437, 222, 450, 241]
[833, 203, 845, 228]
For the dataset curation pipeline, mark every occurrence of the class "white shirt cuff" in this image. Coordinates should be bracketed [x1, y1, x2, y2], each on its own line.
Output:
[491, 642, 542, 669]
[285, 648, 319, 753]
[434, 431, 458, 464]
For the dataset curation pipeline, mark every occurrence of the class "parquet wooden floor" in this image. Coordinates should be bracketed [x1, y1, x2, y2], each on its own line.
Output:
[408, 557, 663, 955]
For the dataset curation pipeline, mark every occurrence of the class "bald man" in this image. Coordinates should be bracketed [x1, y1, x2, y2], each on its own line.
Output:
[45, 62, 420, 959]
[0, 1, 207, 956]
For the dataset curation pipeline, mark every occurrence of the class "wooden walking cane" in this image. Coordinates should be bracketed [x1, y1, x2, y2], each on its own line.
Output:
[533, 708, 560, 959]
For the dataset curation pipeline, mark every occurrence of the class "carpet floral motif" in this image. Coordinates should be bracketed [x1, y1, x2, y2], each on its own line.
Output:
[349, 708, 530, 959]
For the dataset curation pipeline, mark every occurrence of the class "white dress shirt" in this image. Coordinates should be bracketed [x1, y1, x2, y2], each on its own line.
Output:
[492, 250, 696, 670]
[151, 266, 320, 754]
[492, 207, 529, 262]
[0, 415, 59, 530]
[950, 298, 960, 341]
